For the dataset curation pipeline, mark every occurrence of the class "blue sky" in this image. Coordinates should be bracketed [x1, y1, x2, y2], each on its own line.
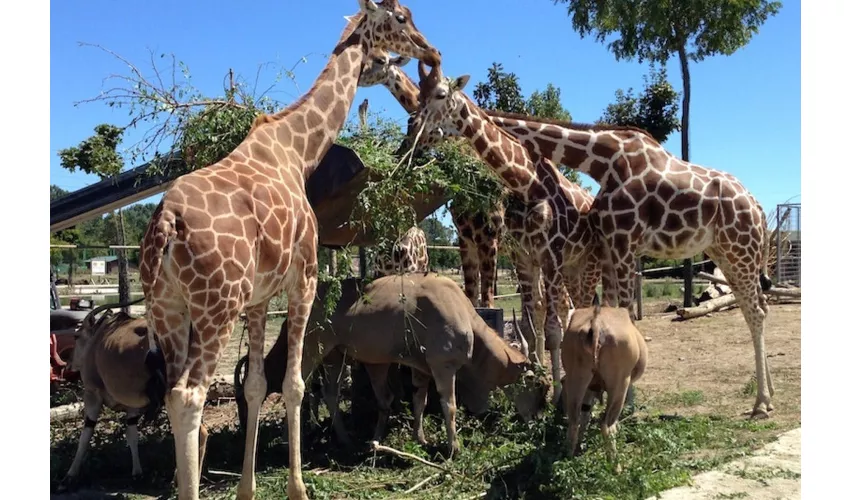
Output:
[50, 0, 800, 230]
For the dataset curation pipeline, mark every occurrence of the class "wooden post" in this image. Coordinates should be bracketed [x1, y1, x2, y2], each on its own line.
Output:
[683, 258, 694, 307]
[634, 259, 643, 320]
[359, 246, 367, 279]
[329, 249, 338, 276]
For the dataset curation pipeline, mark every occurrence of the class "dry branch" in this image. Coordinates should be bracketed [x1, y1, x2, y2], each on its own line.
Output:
[370, 441, 456, 475]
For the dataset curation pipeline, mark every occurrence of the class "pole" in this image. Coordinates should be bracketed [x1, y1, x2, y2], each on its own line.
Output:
[359, 246, 367, 279]
[683, 258, 694, 307]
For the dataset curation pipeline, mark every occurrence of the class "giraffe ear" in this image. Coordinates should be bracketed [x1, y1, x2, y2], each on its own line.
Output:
[390, 55, 411, 67]
[453, 75, 471, 91]
[358, 0, 380, 13]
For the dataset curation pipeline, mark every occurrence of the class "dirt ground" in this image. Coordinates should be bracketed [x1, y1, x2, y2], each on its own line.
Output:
[51, 299, 801, 499]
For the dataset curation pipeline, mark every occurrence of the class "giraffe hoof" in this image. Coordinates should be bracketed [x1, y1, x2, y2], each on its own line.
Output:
[749, 407, 770, 420]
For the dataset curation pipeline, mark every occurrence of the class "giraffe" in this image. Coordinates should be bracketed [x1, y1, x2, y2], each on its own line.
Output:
[372, 225, 430, 276]
[357, 52, 506, 308]
[137, 2, 441, 499]
[401, 61, 605, 403]
[481, 109, 776, 418]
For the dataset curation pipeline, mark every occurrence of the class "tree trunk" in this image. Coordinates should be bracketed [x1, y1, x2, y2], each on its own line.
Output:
[678, 42, 694, 308]
[115, 208, 131, 313]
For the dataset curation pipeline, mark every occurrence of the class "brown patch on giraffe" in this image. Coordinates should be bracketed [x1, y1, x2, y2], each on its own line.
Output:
[638, 195, 665, 228]
[588, 160, 608, 180]
[625, 178, 648, 201]
[615, 211, 637, 230]
[664, 213, 685, 232]
[656, 180, 677, 201]
[609, 192, 634, 212]
[591, 135, 620, 157]
[536, 138, 558, 161]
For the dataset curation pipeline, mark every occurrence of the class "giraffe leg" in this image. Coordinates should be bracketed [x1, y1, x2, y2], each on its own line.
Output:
[542, 254, 567, 405]
[458, 237, 480, 306]
[236, 303, 270, 500]
[281, 268, 318, 500]
[598, 238, 620, 307]
[148, 288, 208, 500]
[478, 243, 498, 309]
[710, 257, 772, 418]
[512, 250, 541, 362]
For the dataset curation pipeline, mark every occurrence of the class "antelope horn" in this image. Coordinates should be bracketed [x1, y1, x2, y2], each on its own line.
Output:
[512, 308, 530, 359]
[79, 296, 145, 332]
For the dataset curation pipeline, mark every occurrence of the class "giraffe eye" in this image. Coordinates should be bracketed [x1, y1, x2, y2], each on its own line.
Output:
[436, 89, 447, 99]
[395, 14, 407, 24]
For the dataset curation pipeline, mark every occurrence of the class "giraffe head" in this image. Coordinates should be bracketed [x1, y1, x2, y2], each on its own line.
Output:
[403, 60, 470, 148]
[359, 47, 411, 87]
[352, 0, 441, 68]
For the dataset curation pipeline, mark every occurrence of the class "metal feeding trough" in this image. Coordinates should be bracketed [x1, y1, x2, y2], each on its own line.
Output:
[475, 307, 504, 338]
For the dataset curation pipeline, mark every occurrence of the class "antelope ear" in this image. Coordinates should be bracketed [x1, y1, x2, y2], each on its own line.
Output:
[453, 75, 470, 91]
[390, 55, 411, 67]
[358, 0, 380, 13]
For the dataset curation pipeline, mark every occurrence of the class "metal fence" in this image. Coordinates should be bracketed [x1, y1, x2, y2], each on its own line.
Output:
[774, 203, 801, 286]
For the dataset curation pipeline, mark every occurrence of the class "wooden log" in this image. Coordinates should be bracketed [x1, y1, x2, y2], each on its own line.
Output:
[765, 287, 801, 298]
[50, 402, 83, 423]
[697, 271, 800, 297]
[677, 294, 739, 319]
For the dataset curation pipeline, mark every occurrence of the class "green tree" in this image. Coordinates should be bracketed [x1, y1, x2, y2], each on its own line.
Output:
[58, 124, 132, 308]
[600, 64, 681, 143]
[420, 216, 460, 270]
[473, 63, 528, 113]
[552, 0, 781, 163]
[50, 184, 69, 202]
[527, 83, 572, 122]
[552, 0, 781, 305]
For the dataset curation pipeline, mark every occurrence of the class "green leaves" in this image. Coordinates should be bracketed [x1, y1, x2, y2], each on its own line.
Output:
[57, 123, 125, 178]
[599, 64, 681, 143]
[554, 0, 782, 64]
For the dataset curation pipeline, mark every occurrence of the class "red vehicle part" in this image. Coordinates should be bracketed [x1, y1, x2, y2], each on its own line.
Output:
[50, 331, 79, 383]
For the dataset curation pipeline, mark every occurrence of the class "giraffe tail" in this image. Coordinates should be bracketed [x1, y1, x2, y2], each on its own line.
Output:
[140, 201, 176, 300]
[758, 208, 773, 293]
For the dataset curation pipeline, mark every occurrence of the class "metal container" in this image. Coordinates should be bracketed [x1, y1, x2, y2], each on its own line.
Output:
[475, 307, 505, 338]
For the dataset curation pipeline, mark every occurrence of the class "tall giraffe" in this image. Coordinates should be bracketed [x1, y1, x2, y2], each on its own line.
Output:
[402, 61, 604, 401]
[483, 109, 776, 418]
[358, 53, 506, 308]
[137, 2, 441, 499]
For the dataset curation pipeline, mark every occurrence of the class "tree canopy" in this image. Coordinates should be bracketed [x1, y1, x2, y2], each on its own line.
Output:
[599, 65, 681, 143]
[554, 0, 782, 65]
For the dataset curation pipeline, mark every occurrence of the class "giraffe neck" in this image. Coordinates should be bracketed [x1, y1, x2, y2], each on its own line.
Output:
[385, 69, 420, 114]
[486, 114, 653, 186]
[453, 97, 551, 205]
[243, 15, 370, 180]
